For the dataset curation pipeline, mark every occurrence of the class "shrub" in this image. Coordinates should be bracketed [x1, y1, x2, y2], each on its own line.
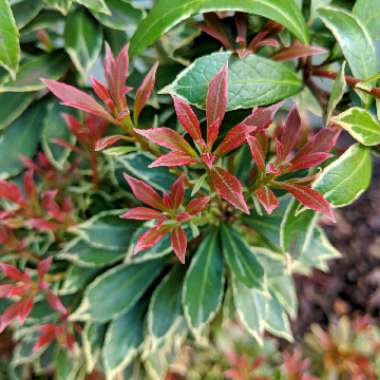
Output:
[0, 0, 378, 378]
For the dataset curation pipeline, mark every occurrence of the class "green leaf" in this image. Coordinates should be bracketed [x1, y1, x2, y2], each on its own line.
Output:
[269, 276, 297, 318]
[92, 0, 143, 34]
[58, 238, 125, 267]
[0, 0, 20, 79]
[0, 52, 70, 93]
[280, 198, 317, 258]
[72, 257, 166, 321]
[115, 152, 176, 192]
[333, 107, 380, 146]
[353, 0, 380, 41]
[41, 100, 74, 169]
[313, 144, 372, 207]
[326, 61, 346, 123]
[182, 230, 224, 333]
[73, 0, 111, 14]
[103, 302, 145, 377]
[148, 265, 186, 343]
[232, 277, 266, 343]
[318, 6, 377, 80]
[255, 247, 287, 278]
[55, 349, 80, 380]
[64, 8, 103, 78]
[11, 0, 44, 29]
[82, 323, 106, 373]
[0, 92, 35, 130]
[221, 224, 264, 289]
[71, 209, 141, 251]
[130, 0, 309, 56]
[60, 265, 100, 295]
[0, 101, 46, 178]
[43, 0, 72, 15]
[264, 291, 293, 341]
[161, 52, 302, 111]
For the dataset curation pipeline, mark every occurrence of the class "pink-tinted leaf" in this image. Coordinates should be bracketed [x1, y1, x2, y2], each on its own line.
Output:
[171, 175, 186, 209]
[172, 96, 204, 145]
[134, 62, 159, 121]
[33, 324, 56, 352]
[298, 126, 340, 156]
[235, 13, 247, 45]
[25, 218, 60, 231]
[0, 302, 19, 332]
[123, 174, 164, 210]
[254, 38, 280, 49]
[86, 114, 108, 140]
[171, 226, 187, 264]
[280, 105, 301, 158]
[199, 13, 233, 50]
[42, 79, 113, 122]
[210, 167, 249, 214]
[17, 297, 34, 325]
[275, 138, 286, 162]
[149, 151, 197, 168]
[52, 138, 81, 153]
[272, 44, 327, 62]
[290, 152, 332, 171]
[135, 127, 196, 155]
[37, 257, 52, 278]
[247, 135, 266, 171]
[95, 134, 127, 151]
[91, 77, 112, 105]
[241, 101, 284, 131]
[256, 186, 279, 214]
[215, 123, 256, 156]
[200, 152, 216, 169]
[121, 207, 161, 220]
[162, 193, 173, 209]
[186, 196, 210, 215]
[46, 291, 68, 315]
[0, 284, 24, 298]
[23, 169, 36, 199]
[134, 226, 169, 255]
[280, 183, 335, 222]
[206, 63, 228, 147]
[0, 263, 30, 282]
[0, 180, 24, 205]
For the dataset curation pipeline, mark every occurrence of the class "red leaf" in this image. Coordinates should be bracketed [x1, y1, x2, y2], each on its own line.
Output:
[209, 167, 249, 214]
[46, 291, 68, 315]
[206, 63, 228, 148]
[0, 284, 24, 298]
[247, 135, 266, 171]
[171, 226, 187, 264]
[215, 123, 256, 156]
[272, 44, 327, 62]
[33, 324, 56, 352]
[199, 13, 233, 50]
[42, 79, 113, 122]
[0, 263, 30, 282]
[135, 127, 196, 156]
[200, 152, 216, 169]
[275, 138, 286, 163]
[298, 127, 340, 156]
[256, 186, 279, 214]
[280, 105, 301, 158]
[17, 297, 34, 325]
[134, 226, 169, 255]
[290, 152, 332, 171]
[37, 257, 52, 278]
[123, 174, 164, 210]
[186, 196, 210, 215]
[25, 218, 60, 231]
[0, 302, 19, 332]
[134, 62, 159, 121]
[280, 183, 335, 222]
[149, 151, 198, 168]
[95, 135, 127, 151]
[171, 175, 186, 209]
[235, 13, 247, 45]
[121, 207, 161, 220]
[0, 180, 24, 205]
[172, 96, 204, 146]
[91, 77, 112, 105]
[254, 38, 280, 49]
[23, 169, 36, 199]
[240, 101, 284, 131]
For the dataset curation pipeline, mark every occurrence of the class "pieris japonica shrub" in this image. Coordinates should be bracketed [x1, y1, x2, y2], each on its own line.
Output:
[0, 0, 378, 378]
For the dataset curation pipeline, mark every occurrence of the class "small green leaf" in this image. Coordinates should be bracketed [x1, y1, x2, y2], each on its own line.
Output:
[269, 276, 297, 318]
[92, 0, 143, 34]
[161, 52, 302, 111]
[326, 61, 346, 123]
[353, 0, 380, 41]
[318, 6, 377, 81]
[82, 323, 106, 373]
[232, 277, 266, 343]
[255, 247, 287, 278]
[60, 265, 100, 295]
[72, 257, 166, 321]
[11, 0, 44, 29]
[73, 0, 111, 14]
[221, 224, 264, 289]
[130, 0, 309, 56]
[0, 52, 70, 93]
[43, 0, 72, 14]
[64, 8, 103, 78]
[72, 209, 141, 251]
[182, 230, 224, 333]
[314, 144, 372, 207]
[148, 265, 186, 342]
[58, 238, 125, 267]
[0, 101, 46, 178]
[103, 302, 145, 377]
[0, 92, 35, 130]
[0, 0, 20, 79]
[55, 349, 80, 380]
[102, 146, 138, 156]
[280, 198, 317, 258]
[333, 107, 380, 146]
